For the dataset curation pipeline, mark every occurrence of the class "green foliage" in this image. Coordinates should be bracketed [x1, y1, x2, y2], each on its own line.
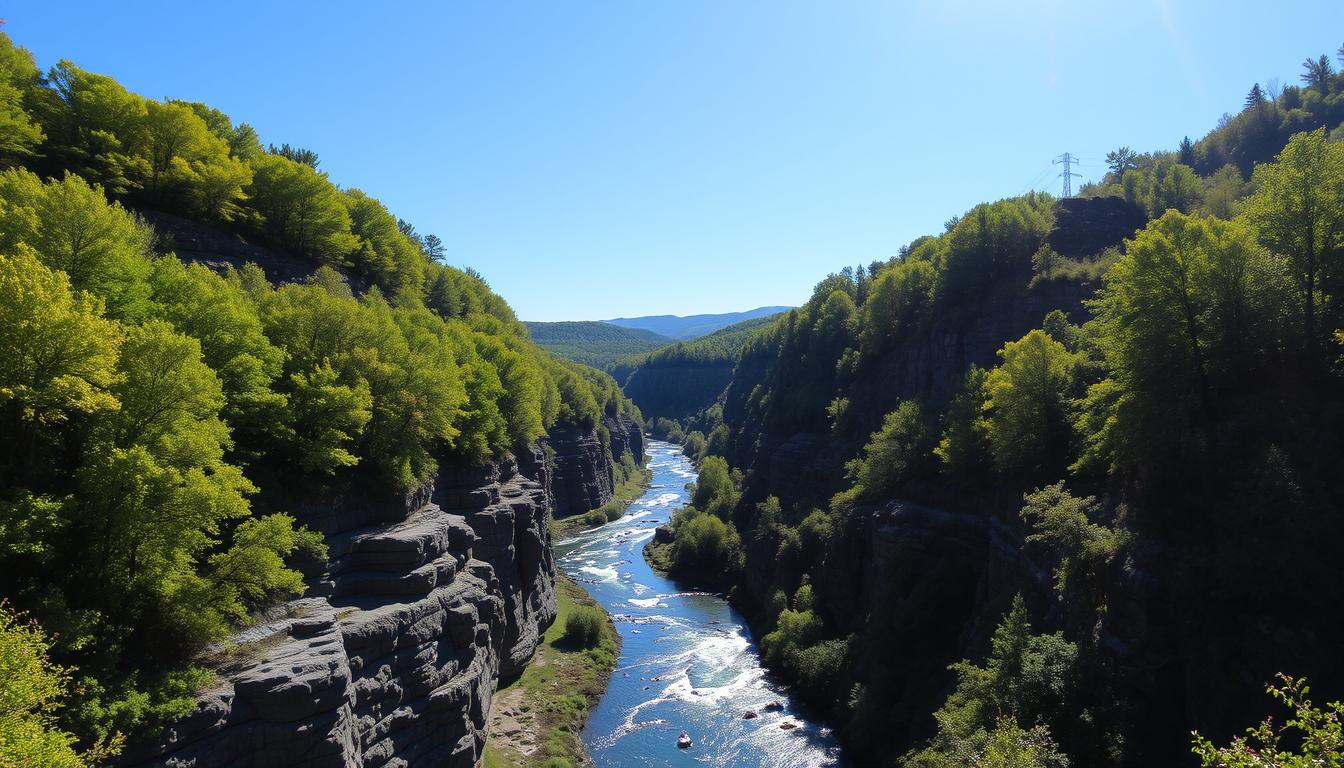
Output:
[759, 585, 850, 708]
[0, 30, 647, 753]
[935, 365, 992, 486]
[142, 100, 250, 219]
[0, 247, 121, 427]
[843, 400, 935, 501]
[202, 514, 326, 625]
[144, 258, 286, 450]
[1192, 675, 1343, 767]
[39, 60, 150, 196]
[0, 35, 43, 160]
[673, 48, 1344, 768]
[0, 604, 117, 768]
[613, 314, 783, 422]
[1201, 164, 1246, 219]
[1019, 483, 1126, 598]
[860, 259, 935, 356]
[670, 511, 743, 574]
[246, 154, 359, 265]
[1030, 247, 1120, 288]
[0, 169, 154, 319]
[939, 195, 1054, 307]
[760, 605, 822, 665]
[524, 321, 671, 370]
[1105, 147, 1139, 176]
[984, 330, 1080, 478]
[563, 606, 606, 649]
[690, 456, 739, 518]
[1121, 160, 1203, 218]
[682, 430, 708, 461]
[1080, 212, 1290, 474]
[343, 188, 425, 297]
[1243, 128, 1344, 348]
[906, 718, 1070, 768]
[906, 596, 1078, 767]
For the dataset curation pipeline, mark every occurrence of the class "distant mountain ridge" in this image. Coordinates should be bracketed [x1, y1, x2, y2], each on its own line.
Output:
[523, 321, 674, 369]
[604, 306, 791, 340]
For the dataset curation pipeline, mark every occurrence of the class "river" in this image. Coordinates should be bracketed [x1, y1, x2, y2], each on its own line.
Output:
[553, 441, 847, 768]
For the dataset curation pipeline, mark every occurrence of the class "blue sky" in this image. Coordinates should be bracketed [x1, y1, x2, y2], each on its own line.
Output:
[5, 1, 1343, 320]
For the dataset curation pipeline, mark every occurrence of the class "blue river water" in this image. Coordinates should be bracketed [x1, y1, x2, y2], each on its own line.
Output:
[554, 441, 847, 768]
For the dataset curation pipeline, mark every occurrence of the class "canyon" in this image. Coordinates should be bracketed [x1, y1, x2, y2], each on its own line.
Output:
[117, 418, 643, 768]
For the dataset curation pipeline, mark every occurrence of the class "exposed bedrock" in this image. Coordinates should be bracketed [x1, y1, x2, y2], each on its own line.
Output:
[602, 414, 645, 466]
[545, 425, 614, 519]
[119, 444, 561, 768]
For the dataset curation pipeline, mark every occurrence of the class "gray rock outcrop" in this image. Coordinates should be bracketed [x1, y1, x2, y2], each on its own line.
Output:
[545, 425, 615, 518]
[603, 414, 644, 466]
[119, 445, 560, 768]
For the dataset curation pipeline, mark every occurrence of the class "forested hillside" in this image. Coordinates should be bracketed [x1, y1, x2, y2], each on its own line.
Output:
[652, 48, 1344, 767]
[605, 306, 790, 340]
[612, 314, 782, 427]
[0, 31, 639, 764]
[523, 320, 672, 369]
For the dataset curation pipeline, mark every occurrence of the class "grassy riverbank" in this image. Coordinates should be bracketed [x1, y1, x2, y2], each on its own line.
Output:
[550, 464, 652, 539]
[482, 573, 620, 768]
[643, 536, 673, 575]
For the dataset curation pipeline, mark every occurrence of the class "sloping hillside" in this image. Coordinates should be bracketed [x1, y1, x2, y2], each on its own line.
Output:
[651, 47, 1344, 768]
[524, 320, 673, 368]
[613, 314, 784, 422]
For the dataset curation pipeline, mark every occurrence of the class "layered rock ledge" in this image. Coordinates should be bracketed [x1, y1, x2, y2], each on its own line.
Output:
[119, 445, 560, 768]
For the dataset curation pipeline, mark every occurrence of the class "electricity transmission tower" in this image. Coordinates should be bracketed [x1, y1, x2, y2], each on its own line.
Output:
[1054, 153, 1082, 197]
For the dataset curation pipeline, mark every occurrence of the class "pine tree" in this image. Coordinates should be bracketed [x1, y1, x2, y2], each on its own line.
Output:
[1301, 54, 1334, 94]
[1179, 136, 1196, 166]
[1244, 83, 1266, 110]
[423, 233, 445, 262]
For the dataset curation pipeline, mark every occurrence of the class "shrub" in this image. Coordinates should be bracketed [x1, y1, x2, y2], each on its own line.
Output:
[563, 606, 605, 649]
[1192, 674, 1344, 767]
[671, 512, 743, 574]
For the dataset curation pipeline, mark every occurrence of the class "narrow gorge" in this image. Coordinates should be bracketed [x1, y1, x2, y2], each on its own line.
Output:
[118, 418, 643, 767]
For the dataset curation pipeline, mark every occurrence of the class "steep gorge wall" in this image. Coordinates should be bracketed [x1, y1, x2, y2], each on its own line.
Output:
[546, 415, 644, 518]
[803, 501, 1053, 755]
[119, 445, 567, 768]
[726, 277, 1094, 507]
[621, 362, 736, 422]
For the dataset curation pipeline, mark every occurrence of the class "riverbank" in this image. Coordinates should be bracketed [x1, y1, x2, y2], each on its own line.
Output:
[643, 534, 673, 574]
[553, 441, 845, 766]
[483, 572, 621, 768]
[550, 464, 653, 539]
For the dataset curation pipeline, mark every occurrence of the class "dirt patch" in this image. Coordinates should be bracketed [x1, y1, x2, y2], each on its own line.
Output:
[486, 687, 539, 758]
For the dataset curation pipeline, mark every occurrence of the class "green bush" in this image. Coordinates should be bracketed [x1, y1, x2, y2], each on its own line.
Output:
[671, 511, 743, 574]
[563, 606, 605, 649]
[1192, 675, 1344, 767]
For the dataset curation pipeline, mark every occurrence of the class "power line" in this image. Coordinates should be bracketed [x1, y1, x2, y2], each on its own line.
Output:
[1054, 152, 1082, 197]
[1020, 164, 1057, 196]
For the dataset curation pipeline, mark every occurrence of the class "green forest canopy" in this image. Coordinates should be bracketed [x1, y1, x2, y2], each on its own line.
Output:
[0, 30, 639, 759]
[523, 320, 672, 369]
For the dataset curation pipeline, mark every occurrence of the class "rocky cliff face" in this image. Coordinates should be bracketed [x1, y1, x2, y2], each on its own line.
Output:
[119, 445, 559, 768]
[602, 414, 645, 465]
[621, 362, 736, 422]
[546, 425, 615, 518]
[808, 501, 1053, 754]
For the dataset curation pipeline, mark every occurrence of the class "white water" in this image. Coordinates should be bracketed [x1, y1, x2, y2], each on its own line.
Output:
[554, 441, 846, 767]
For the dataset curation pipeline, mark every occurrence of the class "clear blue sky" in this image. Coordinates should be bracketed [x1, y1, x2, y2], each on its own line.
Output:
[5, 1, 1343, 320]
